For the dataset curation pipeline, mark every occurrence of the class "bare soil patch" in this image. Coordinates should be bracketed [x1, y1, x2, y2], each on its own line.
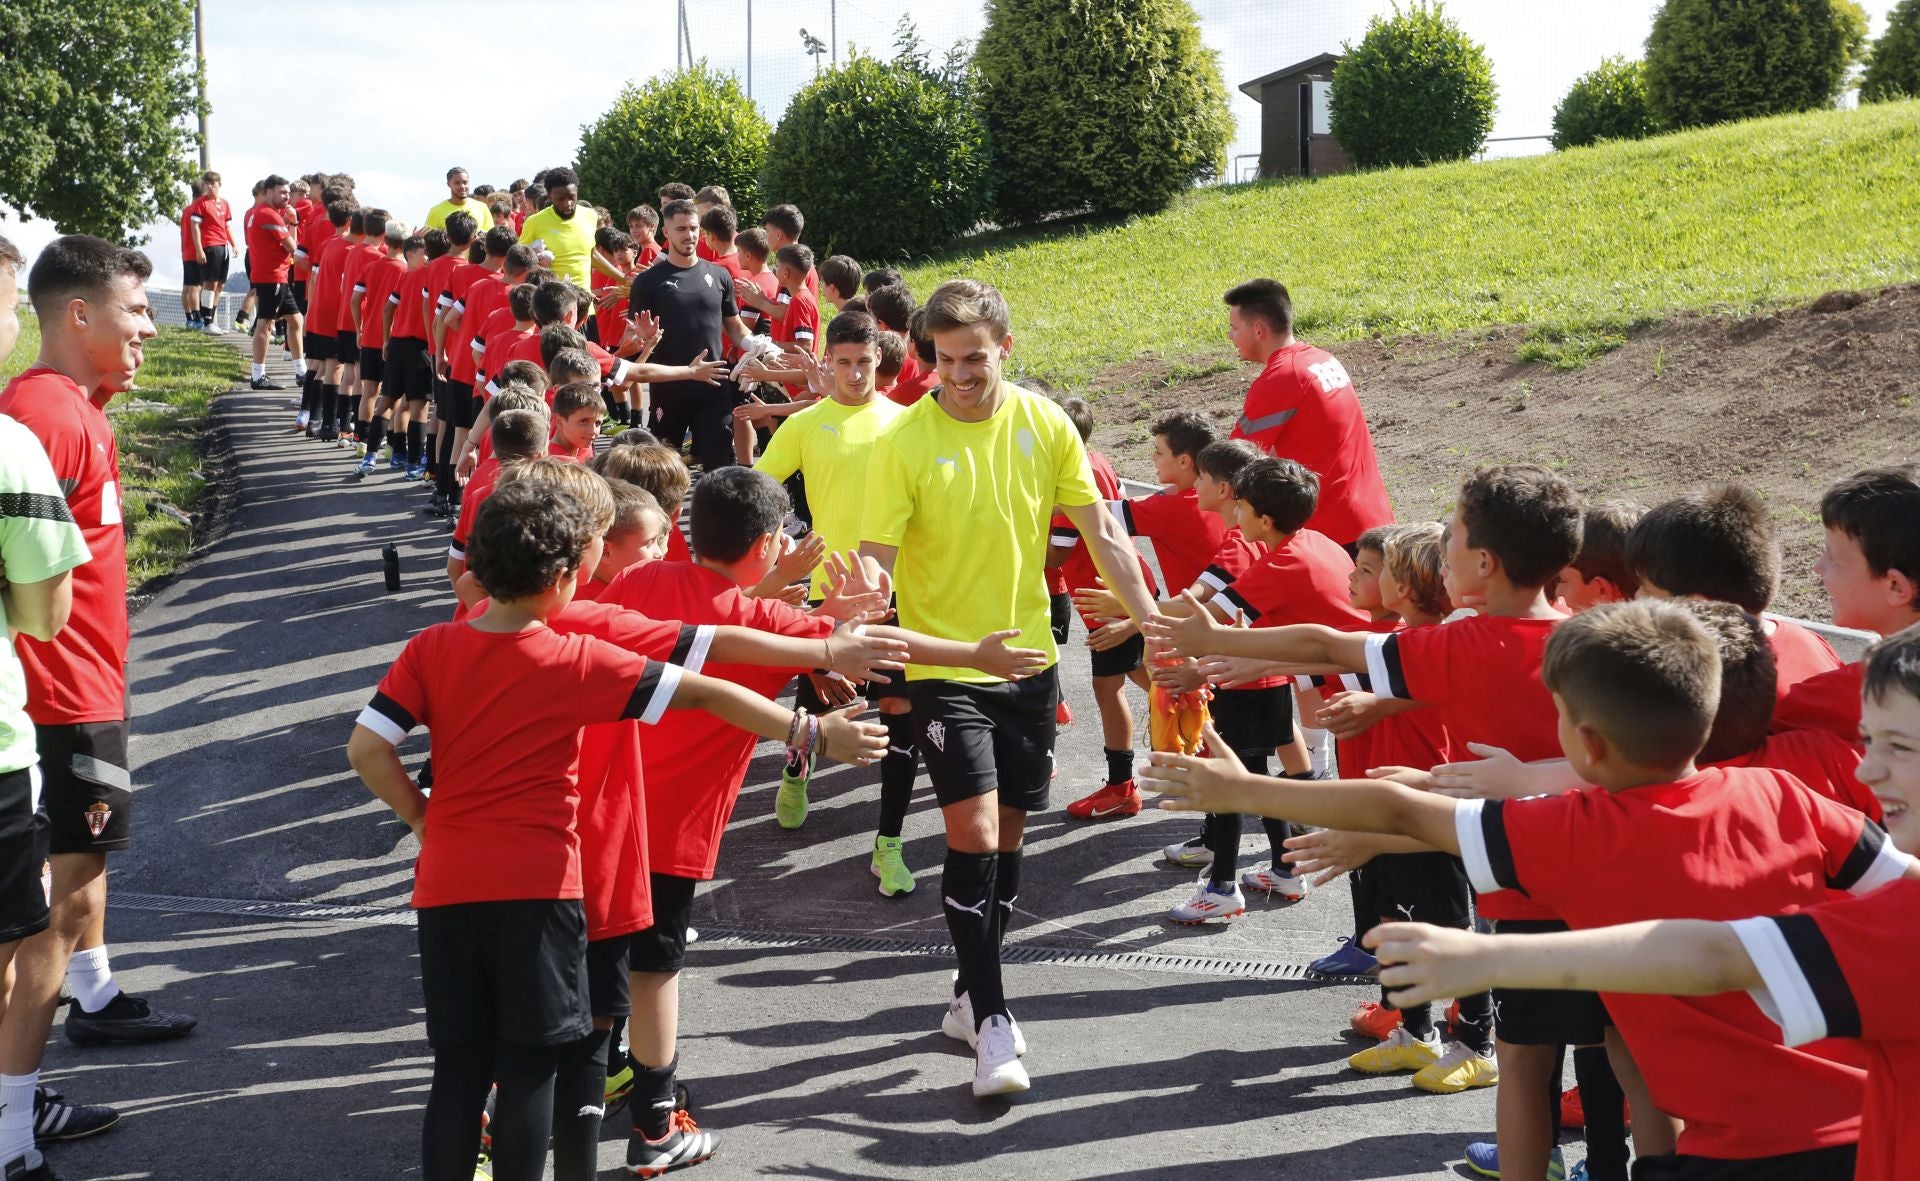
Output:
[1085, 284, 1920, 620]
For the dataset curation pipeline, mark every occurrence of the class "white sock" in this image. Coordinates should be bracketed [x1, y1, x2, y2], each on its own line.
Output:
[293, 360, 309, 380]
[1302, 727, 1332, 777]
[0, 1072, 37, 1164]
[66, 945, 119, 1011]
[200, 292, 216, 312]
[251, 362, 266, 381]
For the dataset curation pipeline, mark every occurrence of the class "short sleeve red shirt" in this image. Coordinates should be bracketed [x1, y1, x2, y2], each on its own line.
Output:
[738, 270, 780, 338]
[420, 255, 462, 323]
[601, 561, 833, 879]
[448, 457, 501, 560]
[296, 209, 333, 265]
[1049, 452, 1158, 621]
[1764, 614, 1843, 700]
[178, 209, 195, 259]
[246, 206, 295, 283]
[358, 258, 405, 350]
[339, 243, 382, 331]
[1231, 343, 1393, 545]
[482, 327, 537, 394]
[1215, 528, 1369, 631]
[1734, 879, 1920, 1181]
[304, 236, 347, 335]
[389, 266, 431, 343]
[451, 272, 507, 384]
[773, 292, 819, 353]
[1119, 486, 1230, 597]
[1458, 767, 1913, 1160]
[1712, 727, 1875, 819]
[665, 527, 692, 565]
[189, 195, 233, 249]
[0, 368, 127, 723]
[1773, 661, 1864, 745]
[1195, 530, 1289, 692]
[359, 621, 682, 908]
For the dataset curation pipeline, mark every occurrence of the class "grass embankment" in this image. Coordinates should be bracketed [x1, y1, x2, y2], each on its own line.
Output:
[4, 319, 242, 587]
[899, 100, 1920, 384]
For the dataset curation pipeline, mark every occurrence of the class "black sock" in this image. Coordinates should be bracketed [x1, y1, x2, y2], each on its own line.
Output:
[876, 713, 914, 839]
[550, 1029, 610, 1180]
[490, 1041, 560, 1181]
[408, 421, 426, 465]
[436, 421, 459, 497]
[1103, 747, 1131, 786]
[1400, 999, 1436, 1041]
[364, 419, 386, 453]
[301, 373, 321, 418]
[1205, 812, 1241, 890]
[422, 1043, 494, 1181]
[942, 848, 1002, 1025]
[1574, 1045, 1631, 1181]
[1454, 989, 1495, 1055]
[630, 1053, 678, 1142]
[994, 847, 1023, 948]
[1349, 869, 1376, 943]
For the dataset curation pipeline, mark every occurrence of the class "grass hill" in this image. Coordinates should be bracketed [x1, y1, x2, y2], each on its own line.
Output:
[900, 100, 1920, 385]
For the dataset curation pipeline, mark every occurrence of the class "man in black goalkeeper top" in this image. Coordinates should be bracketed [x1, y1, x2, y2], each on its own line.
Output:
[628, 199, 751, 472]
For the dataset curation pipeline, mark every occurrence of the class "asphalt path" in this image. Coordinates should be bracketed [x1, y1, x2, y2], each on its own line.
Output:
[34, 352, 1584, 1178]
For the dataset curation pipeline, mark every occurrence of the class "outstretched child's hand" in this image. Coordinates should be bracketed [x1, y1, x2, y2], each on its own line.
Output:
[971, 629, 1048, 681]
[817, 703, 888, 766]
[1085, 618, 1138, 652]
[823, 617, 909, 682]
[773, 531, 826, 585]
[1143, 590, 1222, 659]
[1197, 654, 1283, 689]
[1318, 690, 1386, 739]
[1428, 743, 1554, 800]
[806, 671, 860, 708]
[1365, 765, 1437, 791]
[1282, 829, 1382, 886]
[1149, 657, 1206, 695]
[1069, 581, 1126, 624]
[1138, 723, 1252, 814]
[1364, 922, 1495, 1009]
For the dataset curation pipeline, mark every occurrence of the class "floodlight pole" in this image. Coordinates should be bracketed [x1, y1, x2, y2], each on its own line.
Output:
[831, 0, 837, 65]
[747, 0, 753, 97]
[194, 0, 209, 168]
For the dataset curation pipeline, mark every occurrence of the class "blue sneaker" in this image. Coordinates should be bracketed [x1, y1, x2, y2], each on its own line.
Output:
[1307, 935, 1379, 978]
[355, 455, 378, 478]
[1464, 1142, 1565, 1180]
[389, 452, 407, 472]
[406, 463, 426, 481]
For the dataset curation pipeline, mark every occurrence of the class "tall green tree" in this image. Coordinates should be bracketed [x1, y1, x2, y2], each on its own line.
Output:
[576, 63, 770, 224]
[1645, 0, 1855, 129]
[0, 0, 203, 244]
[1330, 3, 1498, 168]
[975, 0, 1232, 225]
[1862, 0, 1920, 100]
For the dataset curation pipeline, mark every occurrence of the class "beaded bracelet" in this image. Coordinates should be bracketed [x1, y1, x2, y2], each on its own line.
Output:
[787, 706, 809, 757]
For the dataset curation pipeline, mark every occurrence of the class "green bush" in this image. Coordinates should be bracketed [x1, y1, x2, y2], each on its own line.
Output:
[1330, 2, 1497, 169]
[1644, 0, 1854, 129]
[576, 63, 770, 223]
[761, 51, 990, 261]
[975, 0, 1232, 226]
[1551, 57, 1656, 149]
[1862, 0, 1920, 101]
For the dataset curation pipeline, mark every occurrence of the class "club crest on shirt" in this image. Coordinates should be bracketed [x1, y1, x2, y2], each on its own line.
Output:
[925, 720, 947, 752]
[1016, 427, 1035, 457]
[84, 802, 111, 837]
[703, 272, 714, 287]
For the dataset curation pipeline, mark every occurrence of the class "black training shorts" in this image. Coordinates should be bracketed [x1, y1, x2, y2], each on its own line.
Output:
[444, 379, 479, 429]
[358, 345, 385, 383]
[291, 279, 308, 315]
[0, 766, 50, 942]
[1370, 852, 1473, 930]
[304, 329, 335, 363]
[907, 668, 1058, 811]
[416, 898, 592, 1049]
[629, 872, 698, 975]
[182, 258, 203, 287]
[586, 932, 636, 1018]
[251, 281, 298, 321]
[1209, 683, 1293, 760]
[1487, 918, 1610, 1046]
[1089, 631, 1146, 680]
[336, 330, 360, 361]
[39, 720, 132, 854]
[201, 245, 231, 285]
[385, 336, 433, 403]
[1630, 1145, 1856, 1181]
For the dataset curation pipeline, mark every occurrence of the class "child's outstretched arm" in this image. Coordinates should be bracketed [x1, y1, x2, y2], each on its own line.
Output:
[1145, 591, 1371, 672]
[1363, 920, 1762, 1009]
[667, 669, 888, 766]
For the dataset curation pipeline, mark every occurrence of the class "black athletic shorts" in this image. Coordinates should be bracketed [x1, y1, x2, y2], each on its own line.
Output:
[0, 766, 50, 942]
[291, 279, 308, 315]
[358, 346, 385, 383]
[444, 379, 478, 429]
[337, 330, 360, 361]
[1629, 1145, 1855, 1181]
[1089, 631, 1145, 680]
[1370, 852, 1473, 929]
[181, 258, 203, 287]
[385, 336, 433, 403]
[629, 872, 698, 975]
[416, 897, 592, 1049]
[201, 245, 231, 285]
[907, 668, 1058, 810]
[39, 720, 132, 854]
[1209, 684, 1293, 759]
[251, 281, 298, 321]
[304, 329, 335, 362]
[1488, 918, 1609, 1046]
[586, 933, 636, 1018]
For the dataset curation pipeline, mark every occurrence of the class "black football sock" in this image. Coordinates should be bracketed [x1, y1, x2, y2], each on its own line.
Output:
[550, 1029, 609, 1180]
[364, 419, 385, 454]
[993, 847, 1023, 949]
[1399, 999, 1437, 1041]
[1103, 747, 1131, 786]
[320, 384, 336, 430]
[1574, 1045, 1631, 1181]
[407, 421, 426, 465]
[421, 1043, 495, 1181]
[1454, 989, 1495, 1055]
[489, 1041, 560, 1181]
[876, 713, 915, 839]
[300, 372, 321, 419]
[1205, 812, 1241, 890]
[436, 422, 458, 498]
[942, 848, 1002, 1024]
[629, 1053, 678, 1142]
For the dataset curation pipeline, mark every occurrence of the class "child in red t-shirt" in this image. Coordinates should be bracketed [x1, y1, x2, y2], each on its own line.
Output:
[447, 403, 548, 592]
[1364, 622, 1920, 1181]
[548, 382, 604, 464]
[578, 483, 673, 601]
[346, 479, 887, 1181]
[1557, 499, 1647, 613]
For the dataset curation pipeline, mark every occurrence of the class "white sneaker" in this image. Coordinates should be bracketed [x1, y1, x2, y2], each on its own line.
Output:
[1162, 835, 1213, 868]
[1242, 863, 1308, 900]
[1168, 877, 1246, 923]
[942, 985, 1027, 1055]
[972, 1015, 1030, 1097]
[203, 323, 226, 335]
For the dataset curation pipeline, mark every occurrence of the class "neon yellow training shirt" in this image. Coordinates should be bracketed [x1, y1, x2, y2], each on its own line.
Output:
[518, 205, 600, 292]
[424, 197, 495, 233]
[861, 382, 1100, 683]
[755, 394, 905, 601]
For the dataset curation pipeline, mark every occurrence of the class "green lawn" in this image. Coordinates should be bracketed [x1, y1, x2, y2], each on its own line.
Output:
[5, 317, 243, 588]
[898, 100, 1920, 385]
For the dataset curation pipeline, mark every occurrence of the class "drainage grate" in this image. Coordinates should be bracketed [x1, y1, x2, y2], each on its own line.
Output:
[110, 892, 1370, 983]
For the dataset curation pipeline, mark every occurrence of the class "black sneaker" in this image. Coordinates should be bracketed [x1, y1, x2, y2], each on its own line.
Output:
[249, 376, 284, 391]
[626, 1110, 717, 1177]
[65, 991, 197, 1045]
[2, 1149, 56, 1180]
[33, 1086, 118, 1141]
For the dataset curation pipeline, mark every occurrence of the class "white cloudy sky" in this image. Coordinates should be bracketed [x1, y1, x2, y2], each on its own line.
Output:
[1, 0, 1897, 288]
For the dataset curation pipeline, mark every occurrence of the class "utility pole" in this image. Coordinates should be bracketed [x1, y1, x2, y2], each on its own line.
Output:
[831, 0, 837, 65]
[194, 0, 209, 168]
[746, 0, 753, 98]
[681, 1, 694, 66]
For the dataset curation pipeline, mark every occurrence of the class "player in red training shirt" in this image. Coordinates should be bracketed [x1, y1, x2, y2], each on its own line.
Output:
[348, 480, 887, 1181]
[1148, 600, 1917, 1180]
[186, 171, 235, 333]
[0, 237, 197, 1143]
[245, 175, 305, 390]
[1221, 279, 1391, 547]
[1362, 621, 1920, 1181]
